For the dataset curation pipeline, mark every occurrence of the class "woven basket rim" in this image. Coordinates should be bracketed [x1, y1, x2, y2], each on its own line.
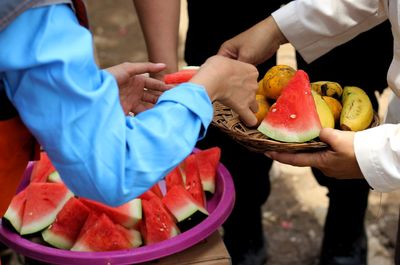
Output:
[212, 101, 380, 153]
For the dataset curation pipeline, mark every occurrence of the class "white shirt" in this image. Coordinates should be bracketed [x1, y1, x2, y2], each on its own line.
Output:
[272, 0, 400, 192]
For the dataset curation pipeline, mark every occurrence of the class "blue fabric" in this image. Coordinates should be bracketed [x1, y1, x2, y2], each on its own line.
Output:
[0, 4, 213, 206]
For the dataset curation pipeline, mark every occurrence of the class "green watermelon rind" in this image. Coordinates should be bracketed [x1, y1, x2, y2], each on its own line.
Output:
[258, 121, 320, 143]
[170, 202, 208, 223]
[3, 207, 23, 233]
[20, 191, 74, 235]
[42, 228, 73, 250]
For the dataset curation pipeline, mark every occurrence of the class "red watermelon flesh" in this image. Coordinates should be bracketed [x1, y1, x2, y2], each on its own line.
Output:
[115, 224, 142, 248]
[20, 183, 73, 235]
[162, 185, 208, 223]
[149, 183, 164, 198]
[3, 188, 28, 233]
[141, 197, 180, 245]
[30, 152, 56, 183]
[139, 190, 160, 201]
[180, 155, 206, 208]
[42, 197, 90, 249]
[193, 147, 221, 194]
[258, 70, 321, 143]
[165, 167, 184, 192]
[71, 213, 132, 252]
[79, 197, 142, 229]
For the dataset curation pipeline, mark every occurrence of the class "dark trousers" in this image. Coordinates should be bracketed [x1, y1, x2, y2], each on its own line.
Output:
[196, 126, 272, 262]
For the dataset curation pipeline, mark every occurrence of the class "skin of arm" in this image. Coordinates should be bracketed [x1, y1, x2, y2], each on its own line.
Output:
[133, 0, 180, 78]
[218, 16, 287, 66]
[265, 128, 363, 179]
[1, 5, 260, 206]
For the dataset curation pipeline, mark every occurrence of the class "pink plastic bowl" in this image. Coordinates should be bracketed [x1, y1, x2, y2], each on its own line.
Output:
[0, 151, 235, 265]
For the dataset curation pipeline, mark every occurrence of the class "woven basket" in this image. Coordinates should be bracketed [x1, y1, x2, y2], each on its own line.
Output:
[212, 101, 380, 153]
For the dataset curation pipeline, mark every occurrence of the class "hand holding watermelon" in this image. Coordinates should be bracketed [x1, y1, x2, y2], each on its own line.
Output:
[265, 127, 364, 179]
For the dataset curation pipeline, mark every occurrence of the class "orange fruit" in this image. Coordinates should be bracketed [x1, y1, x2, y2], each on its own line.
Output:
[261, 65, 296, 100]
[322, 96, 342, 122]
[254, 95, 270, 127]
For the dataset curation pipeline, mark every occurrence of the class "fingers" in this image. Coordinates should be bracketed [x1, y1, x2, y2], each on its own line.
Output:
[144, 77, 172, 93]
[237, 108, 258, 127]
[265, 151, 319, 168]
[249, 98, 259, 113]
[122, 62, 167, 76]
[217, 43, 239, 59]
[142, 91, 159, 104]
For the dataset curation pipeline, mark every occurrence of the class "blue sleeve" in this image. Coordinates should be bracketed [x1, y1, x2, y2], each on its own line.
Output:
[0, 4, 213, 206]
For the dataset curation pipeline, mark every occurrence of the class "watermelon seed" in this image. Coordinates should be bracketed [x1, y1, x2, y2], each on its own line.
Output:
[290, 114, 297, 119]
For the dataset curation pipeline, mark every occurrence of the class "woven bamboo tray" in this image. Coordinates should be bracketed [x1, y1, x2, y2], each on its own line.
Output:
[212, 101, 380, 153]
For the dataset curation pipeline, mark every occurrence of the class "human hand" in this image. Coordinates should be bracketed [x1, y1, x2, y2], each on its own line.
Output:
[218, 16, 287, 65]
[106, 62, 172, 115]
[265, 128, 364, 179]
[190, 55, 259, 127]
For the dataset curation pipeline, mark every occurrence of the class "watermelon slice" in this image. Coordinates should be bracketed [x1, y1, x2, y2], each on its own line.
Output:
[30, 152, 56, 183]
[3, 188, 28, 233]
[165, 167, 184, 192]
[47, 171, 62, 183]
[164, 67, 199, 84]
[141, 197, 180, 245]
[149, 183, 164, 198]
[79, 197, 142, 229]
[20, 183, 73, 235]
[258, 70, 322, 143]
[115, 224, 142, 248]
[193, 147, 221, 194]
[139, 190, 161, 201]
[71, 213, 133, 252]
[162, 185, 208, 232]
[42, 197, 90, 249]
[180, 155, 206, 208]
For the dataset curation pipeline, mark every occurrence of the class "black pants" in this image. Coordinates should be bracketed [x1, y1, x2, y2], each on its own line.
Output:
[196, 125, 272, 261]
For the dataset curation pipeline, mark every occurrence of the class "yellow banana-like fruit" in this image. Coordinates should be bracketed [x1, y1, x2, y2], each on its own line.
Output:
[340, 86, 373, 131]
[311, 81, 343, 99]
[312, 91, 335, 129]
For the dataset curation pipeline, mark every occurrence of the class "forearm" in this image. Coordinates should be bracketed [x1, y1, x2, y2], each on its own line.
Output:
[354, 124, 400, 192]
[133, 0, 180, 74]
[272, 0, 387, 63]
[1, 5, 213, 206]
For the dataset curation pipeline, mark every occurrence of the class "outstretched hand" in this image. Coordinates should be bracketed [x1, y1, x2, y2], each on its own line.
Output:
[106, 62, 172, 115]
[265, 128, 364, 179]
[218, 16, 287, 65]
[190, 55, 259, 127]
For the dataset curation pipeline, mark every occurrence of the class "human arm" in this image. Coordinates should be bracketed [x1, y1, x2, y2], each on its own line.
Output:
[105, 62, 172, 114]
[218, 0, 387, 64]
[0, 4, 258, 206]
[266, 124, 400, 192]
[133, 0, 180, 78]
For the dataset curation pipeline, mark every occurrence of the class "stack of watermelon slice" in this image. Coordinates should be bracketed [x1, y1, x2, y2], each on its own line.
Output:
[2, 147, 221, 252]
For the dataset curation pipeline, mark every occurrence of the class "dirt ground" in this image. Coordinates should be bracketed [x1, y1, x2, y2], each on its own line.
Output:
[17, 1, 398, 265]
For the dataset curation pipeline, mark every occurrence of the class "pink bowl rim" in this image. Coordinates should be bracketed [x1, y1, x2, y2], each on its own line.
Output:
[0, 150, 235, 265]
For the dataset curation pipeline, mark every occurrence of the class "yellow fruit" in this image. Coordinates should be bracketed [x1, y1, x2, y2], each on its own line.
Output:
[254, 95, 270, 127]
[261, 65, 296, 100]
[311, 81, 343, 99]
[256, 79, 265, 95]
[312, 91, 335, 129]
[322, 96, 342, 123]
[340, 86, 373, 131]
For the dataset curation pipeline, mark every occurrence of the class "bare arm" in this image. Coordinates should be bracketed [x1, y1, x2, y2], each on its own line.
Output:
[133, 0, 180, 79]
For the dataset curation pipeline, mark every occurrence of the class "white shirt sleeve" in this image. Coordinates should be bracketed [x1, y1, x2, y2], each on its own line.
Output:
[354, 124, 400, 192]
[272, 0, 387, 63]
